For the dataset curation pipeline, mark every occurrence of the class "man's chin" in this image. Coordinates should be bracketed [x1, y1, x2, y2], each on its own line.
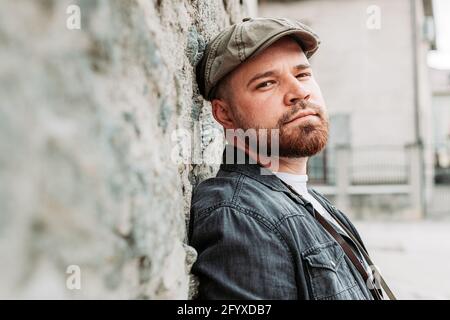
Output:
[278, 148, 324, 158]
[277, 134, 328, 158]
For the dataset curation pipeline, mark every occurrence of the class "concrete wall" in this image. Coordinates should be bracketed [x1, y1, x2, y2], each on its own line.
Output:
[0, 0, 255, 299]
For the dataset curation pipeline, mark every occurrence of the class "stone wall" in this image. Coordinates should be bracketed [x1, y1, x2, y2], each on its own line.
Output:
[0, 0, 256, 299]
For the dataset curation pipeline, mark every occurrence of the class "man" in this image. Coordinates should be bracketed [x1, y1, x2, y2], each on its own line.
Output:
[188, 17, 394, 300]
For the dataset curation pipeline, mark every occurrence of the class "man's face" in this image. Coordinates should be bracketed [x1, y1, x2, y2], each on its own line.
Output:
[213, 36, 329, 158]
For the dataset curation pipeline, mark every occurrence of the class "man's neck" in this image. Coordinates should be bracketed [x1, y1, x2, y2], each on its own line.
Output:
[232, 141, 308, 175]
[276, 156, 308, 175]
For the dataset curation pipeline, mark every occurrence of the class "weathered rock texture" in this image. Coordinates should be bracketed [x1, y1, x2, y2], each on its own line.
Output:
[0, 0, 256, 299]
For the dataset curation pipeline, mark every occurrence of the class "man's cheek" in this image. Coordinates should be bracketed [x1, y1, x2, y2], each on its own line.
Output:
[313, 90, 326, 106]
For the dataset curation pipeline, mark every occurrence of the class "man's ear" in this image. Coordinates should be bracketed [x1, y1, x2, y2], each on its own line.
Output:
[211, 98, 236, 129]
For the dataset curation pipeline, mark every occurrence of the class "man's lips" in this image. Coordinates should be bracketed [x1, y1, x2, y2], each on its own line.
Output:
[284, 110, 319, 124]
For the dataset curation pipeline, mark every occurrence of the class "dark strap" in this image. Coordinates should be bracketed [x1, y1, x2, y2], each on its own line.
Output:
[314, 210, 383, 300]
[323, 209, 397, 300]
[281, 182, 386, 300]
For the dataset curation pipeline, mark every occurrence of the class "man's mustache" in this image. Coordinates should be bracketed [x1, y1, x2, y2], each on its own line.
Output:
[279, 100, 325, 125]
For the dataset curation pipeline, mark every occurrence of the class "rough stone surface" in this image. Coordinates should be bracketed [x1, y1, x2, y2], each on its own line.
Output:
[0, 0, 255, 299]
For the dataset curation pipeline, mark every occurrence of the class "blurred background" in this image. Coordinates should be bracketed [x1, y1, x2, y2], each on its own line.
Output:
[0, 0, 448, 299]
[258, 0, 450, 299]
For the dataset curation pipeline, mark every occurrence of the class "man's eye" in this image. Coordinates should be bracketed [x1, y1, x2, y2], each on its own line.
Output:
[296, 72, 311, 78]
[256, 81, 275, 89]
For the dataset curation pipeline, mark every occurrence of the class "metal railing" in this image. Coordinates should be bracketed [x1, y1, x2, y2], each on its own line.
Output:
[308, 145, 409, 186]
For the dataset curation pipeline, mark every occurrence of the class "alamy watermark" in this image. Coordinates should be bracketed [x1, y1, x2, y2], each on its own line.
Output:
[366, 5, 381, 30]
[66, 265, 81, 290]
[170, 122, 281, 173]
[66, 5, 81, 30]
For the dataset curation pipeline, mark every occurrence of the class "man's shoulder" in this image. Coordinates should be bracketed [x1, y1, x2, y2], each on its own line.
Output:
[190, 170, 241, 214]
[190, 169, 293, 222]
[308, 187, 331, 204]
[308, 187, 366, 247]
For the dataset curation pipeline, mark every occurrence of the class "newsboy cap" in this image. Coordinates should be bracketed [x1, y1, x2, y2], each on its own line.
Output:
[196, 17, 321, 101]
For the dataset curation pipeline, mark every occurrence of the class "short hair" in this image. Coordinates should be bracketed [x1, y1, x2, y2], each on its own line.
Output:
[211, 73, 233, 102]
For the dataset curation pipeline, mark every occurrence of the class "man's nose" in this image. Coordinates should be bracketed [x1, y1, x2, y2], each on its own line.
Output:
[283, 76, 311, 106]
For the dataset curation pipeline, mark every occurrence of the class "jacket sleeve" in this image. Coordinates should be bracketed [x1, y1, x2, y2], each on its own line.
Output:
[189, 205, 298, 299]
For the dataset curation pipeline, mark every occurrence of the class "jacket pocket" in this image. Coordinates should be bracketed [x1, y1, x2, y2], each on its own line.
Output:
[303, 241, 366, 300]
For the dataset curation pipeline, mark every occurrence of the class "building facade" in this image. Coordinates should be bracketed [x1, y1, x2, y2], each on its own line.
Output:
[259, 0, 436, 219]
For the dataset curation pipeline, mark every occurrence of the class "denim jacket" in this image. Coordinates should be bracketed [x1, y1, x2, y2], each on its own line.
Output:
[188, 147, 374, 300]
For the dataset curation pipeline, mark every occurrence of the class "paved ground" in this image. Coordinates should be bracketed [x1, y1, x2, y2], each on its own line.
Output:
[354, 219, 450, 300]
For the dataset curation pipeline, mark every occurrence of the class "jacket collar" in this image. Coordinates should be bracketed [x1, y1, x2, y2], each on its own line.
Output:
[219, 144, 301, 195]
[219, 145, 357, 241]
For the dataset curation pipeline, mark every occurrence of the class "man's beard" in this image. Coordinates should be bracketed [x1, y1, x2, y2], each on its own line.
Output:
[233, 100, 329, 158]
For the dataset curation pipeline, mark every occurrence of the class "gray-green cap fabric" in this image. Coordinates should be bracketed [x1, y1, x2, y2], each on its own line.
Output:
[196, 17, 321, 101]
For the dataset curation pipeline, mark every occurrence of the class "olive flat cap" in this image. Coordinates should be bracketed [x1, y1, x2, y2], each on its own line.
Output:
[196, 17, 321, 101]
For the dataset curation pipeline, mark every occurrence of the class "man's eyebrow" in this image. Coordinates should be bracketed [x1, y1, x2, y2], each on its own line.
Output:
[246, 70, 277, 88]
[293, 63, 311, 71]
[246, 64, 312, 88]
